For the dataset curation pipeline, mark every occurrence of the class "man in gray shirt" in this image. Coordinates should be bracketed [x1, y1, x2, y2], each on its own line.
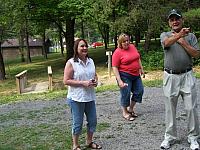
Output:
[160, 9, 200, 150]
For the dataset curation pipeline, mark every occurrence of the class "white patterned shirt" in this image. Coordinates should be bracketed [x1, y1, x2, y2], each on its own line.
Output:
[67, 57, 96, 102]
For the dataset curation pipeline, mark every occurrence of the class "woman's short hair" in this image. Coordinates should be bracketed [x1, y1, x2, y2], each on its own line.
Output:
[117, 33, 129, 49]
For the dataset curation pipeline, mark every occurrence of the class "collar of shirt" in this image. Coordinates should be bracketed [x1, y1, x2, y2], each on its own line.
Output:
[78, 57, 91, 66]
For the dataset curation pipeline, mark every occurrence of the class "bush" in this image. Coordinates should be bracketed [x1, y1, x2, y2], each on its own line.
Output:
[138, 40, 200, 70]
[137, 41, 164, 70]
[141, 50, 164, 70]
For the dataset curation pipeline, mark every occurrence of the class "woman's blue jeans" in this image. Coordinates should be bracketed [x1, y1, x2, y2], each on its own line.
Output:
[67, 98, 97, 135]
[119, 72, 144, 107]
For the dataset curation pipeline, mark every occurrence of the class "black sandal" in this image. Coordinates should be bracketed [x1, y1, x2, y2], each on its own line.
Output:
[128, 111, 138, 117]
[88, 142, 102, 149]
[123, 114, 135, 121]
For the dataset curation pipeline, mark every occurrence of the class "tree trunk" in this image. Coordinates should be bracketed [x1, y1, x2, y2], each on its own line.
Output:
[130, 35, 134, 43]
[104, 24, 109, 49]
[25, 18, 31, 63]
[65, 18, 75, 60]
[43, 29, 47, 59]
[135, 30, 141, 47]
[81, 20, 84, 39]
[112, 7, 117, 49]
[98, 23, 109, 50]
[59, 29, 64, 57]
[144, 30, 151, 52]
[19, 28, 25, 62]
[106, 26, 109, 46]
[0, 41, 6, 80]
[114, 33, 117, 49]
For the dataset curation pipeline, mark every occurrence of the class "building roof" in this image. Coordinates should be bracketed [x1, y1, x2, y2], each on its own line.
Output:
[1, 38, 43, 48]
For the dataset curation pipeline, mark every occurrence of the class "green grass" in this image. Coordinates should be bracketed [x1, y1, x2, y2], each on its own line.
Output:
[1, 44, 199, 149]
[0, 122, 110, 150]
[0, 124, 72, 149]
[0, 78, 164, 105]
[143, 79, 163, 87]
[1, 45, 199, 104]
[0, 56, 163, 148]
[0, 47, 120, 104]
[195, 72, 200, 78]
[0, 90, 67, 105]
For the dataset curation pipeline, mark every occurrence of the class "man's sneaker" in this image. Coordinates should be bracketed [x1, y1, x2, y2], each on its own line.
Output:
[160, 139, 171, 149]
[188, 139, 199, 150]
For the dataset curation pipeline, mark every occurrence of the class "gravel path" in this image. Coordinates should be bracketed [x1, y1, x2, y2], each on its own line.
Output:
[0, 80, 200, 150]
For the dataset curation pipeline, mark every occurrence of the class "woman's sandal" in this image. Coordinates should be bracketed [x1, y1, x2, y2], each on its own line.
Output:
[128, 111, 138, 117]
[87, 142, 102, 149]
[123, 114, 135, 121]
[73, 145, 81, 150]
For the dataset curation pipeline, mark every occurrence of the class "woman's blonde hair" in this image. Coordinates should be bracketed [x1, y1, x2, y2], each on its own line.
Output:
[117, 33, 129, 48]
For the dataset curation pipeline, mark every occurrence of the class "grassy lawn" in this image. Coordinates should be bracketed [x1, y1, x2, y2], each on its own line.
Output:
[1, 45, 200, 104]
[0, 49, 111, 149]
[0, 47, 115, 103]
[1, 45, 200, 149]
[0, 117, 109, 150]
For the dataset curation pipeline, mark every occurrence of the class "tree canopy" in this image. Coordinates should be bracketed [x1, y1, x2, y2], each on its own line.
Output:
[0, 0, 200, 80]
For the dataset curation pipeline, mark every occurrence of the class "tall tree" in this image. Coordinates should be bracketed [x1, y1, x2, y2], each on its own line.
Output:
[0, 27, 6, 80]
[89, 0, 128, 49]
[10, 0, 33, 63]
[0, 1, 11, 80]
[29, 0, 92, 59]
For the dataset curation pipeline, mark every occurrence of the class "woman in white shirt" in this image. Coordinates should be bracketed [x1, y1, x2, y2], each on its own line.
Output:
[63, 39, 102, 150]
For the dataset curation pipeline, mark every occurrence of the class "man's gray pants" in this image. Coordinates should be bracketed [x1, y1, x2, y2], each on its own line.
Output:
[163, 70, 199, 141]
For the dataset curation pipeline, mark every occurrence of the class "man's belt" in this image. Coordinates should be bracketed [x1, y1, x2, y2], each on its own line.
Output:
[164, 68, 192, 74]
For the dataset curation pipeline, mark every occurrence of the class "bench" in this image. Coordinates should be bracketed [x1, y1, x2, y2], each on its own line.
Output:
[48, 66, 53, 91]
[15, 70, 28, 94]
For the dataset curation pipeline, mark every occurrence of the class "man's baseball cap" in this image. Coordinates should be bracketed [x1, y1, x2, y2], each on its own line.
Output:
[167, 9, 182, 19]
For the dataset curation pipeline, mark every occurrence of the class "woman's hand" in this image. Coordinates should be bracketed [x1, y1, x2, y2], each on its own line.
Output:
[139, 69, 145, 78]
[81, 79, 97, 87]
[118, 80, 128, 88]
[90, 79, 98, 87]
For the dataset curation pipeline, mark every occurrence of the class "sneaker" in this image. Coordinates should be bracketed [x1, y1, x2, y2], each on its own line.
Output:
[188, 139, 199, 150]
[160, 139, 176, 149]
[160, 140, 171, 149]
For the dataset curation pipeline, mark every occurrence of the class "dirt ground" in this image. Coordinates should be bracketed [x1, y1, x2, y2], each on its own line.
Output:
[95, 79, 200, 150]
[1, 68, 200, 149]
[1, 80, 199, 149]
[99, 67, 200, 85]
[99, 70, 163, 86]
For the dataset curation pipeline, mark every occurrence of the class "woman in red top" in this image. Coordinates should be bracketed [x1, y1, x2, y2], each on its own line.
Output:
[112, 33, 144, 121]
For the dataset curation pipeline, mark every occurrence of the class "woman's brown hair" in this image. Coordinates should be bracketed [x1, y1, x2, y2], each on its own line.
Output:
[73, 38, 89, 62]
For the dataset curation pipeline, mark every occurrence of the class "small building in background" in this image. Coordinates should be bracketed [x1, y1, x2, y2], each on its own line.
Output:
[1, 38, 43, 60]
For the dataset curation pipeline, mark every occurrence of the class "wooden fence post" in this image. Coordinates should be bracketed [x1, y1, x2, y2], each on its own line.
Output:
[48, 66, 53, 91]
[15, 70, 27, 94]
[106, 51, 112, 78]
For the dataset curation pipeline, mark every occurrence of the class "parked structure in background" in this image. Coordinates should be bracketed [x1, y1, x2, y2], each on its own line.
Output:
[1, 38, 44, 60]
